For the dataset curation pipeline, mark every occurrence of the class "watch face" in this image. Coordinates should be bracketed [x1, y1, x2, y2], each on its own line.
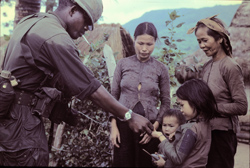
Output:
[125, 112, 131, 120]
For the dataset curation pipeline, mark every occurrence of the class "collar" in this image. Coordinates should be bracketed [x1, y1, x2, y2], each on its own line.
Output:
[48, 11, 67, 30]
[135, 55, 152, 63]
[187, 116, 204, 123]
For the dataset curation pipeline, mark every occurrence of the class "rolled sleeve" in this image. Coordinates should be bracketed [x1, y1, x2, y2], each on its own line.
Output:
[42, 34, 101, 100]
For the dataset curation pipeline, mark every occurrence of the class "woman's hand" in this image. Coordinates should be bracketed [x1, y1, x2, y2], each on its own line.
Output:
[154, 153, 166, 167]
[139, 133, 152, 144]
[109, 119, 120, 148]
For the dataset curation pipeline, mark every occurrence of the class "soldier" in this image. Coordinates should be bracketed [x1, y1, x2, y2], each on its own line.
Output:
[0, 0, 153, 166]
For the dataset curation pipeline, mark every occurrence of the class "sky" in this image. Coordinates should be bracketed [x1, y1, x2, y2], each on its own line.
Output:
[0, 0, 243, 36]
[99, 0, 243, 25]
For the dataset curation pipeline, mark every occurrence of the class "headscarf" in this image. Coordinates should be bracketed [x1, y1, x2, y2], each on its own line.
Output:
[187, 14, 232, 57]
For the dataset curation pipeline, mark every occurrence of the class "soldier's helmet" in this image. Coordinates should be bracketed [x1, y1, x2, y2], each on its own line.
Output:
[73, 0, 103, 31]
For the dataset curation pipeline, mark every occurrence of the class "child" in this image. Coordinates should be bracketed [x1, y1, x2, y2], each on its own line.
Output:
[152, 79, 218, 168]
[153, 109, 186, 167]
[161, 109, 186, 142]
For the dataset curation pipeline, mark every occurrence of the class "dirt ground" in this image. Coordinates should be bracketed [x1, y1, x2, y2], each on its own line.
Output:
[234, 142, 250, 168]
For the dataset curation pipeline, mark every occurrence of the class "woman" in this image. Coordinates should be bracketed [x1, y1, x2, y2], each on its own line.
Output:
[184, 15, 248, 168]
[109, 22, 171, 167]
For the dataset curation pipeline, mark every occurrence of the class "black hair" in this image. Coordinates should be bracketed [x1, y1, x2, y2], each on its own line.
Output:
[194, 17, 232, 56]
[134, 22, 158, 41]
[176, 79, 218, 122]
[161, 109, 186, 125]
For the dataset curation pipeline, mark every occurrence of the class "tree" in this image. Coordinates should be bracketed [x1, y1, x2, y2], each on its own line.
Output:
[157, 10, 185, 108]
[45, 0, 56, 12]
[1, 0, 57, 31]
[14, 0, 41, 27]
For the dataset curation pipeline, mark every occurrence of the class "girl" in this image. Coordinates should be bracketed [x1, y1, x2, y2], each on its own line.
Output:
[109, 22, 171, 167]
[152, 79, 218, 168]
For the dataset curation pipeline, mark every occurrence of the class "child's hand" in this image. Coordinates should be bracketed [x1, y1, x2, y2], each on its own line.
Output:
[151, 128, 161, 138]
[153, 153, 166, 167]
[168, 132, 175, 141]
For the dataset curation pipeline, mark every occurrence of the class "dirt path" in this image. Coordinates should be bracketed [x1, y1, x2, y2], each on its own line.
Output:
[234, 143, 250, 168]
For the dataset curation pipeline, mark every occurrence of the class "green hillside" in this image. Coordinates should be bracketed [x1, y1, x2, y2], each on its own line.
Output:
[122, 4, 240, 56]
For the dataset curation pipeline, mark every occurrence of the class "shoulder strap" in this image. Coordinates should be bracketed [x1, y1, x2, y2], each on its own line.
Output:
[5, 13, 57, 91]
[21, 13, 54, 76]
[1, 14, 47, 70]
[14, 13, 47, 44]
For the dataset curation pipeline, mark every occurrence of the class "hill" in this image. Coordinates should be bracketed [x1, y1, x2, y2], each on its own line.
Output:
[122, 4, 241, 56]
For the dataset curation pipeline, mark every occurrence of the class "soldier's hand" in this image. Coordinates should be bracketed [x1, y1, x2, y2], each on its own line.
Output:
[127, 112, 153, 134]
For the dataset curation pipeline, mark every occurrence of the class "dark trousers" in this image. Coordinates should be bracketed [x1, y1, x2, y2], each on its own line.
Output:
[206, 130, 237, 168]
[112, 120, 160, 167]
[0, 148, 49, 166]
[112, 102, 160, 167]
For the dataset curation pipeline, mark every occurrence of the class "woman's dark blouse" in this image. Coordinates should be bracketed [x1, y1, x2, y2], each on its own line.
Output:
[111, 55, 171, 122]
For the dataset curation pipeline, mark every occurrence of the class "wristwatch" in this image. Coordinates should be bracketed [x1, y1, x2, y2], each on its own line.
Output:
[121, 109, 133, 121]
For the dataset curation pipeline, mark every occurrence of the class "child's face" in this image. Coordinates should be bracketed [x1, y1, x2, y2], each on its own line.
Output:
[177, 98, 197, 121]
[162, 116, 180, 136]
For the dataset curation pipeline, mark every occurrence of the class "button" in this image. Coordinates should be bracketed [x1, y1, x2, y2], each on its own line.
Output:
[2, 84, 7, 89]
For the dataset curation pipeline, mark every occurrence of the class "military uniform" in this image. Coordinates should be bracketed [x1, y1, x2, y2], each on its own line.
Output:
[0, 12, 101, 166]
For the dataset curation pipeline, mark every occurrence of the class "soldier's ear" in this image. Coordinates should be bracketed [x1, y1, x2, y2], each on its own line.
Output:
[69, 5, 78, 17]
